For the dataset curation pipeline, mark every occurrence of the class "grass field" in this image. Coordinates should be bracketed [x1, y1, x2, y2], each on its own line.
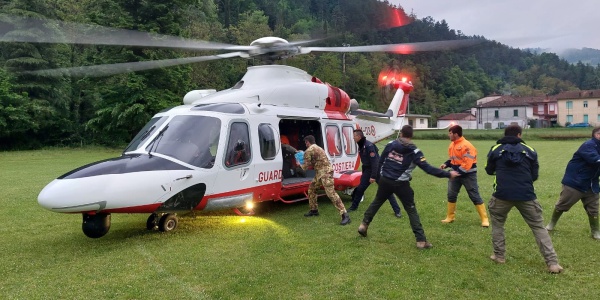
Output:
[1, 138, 600, 299]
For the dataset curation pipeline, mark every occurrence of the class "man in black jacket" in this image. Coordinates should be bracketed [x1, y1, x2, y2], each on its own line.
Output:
[357, 125, 458, 250]
[485, 125, 562, 274]
[545, 126, 600, 240]
[347, 129, 402, 218]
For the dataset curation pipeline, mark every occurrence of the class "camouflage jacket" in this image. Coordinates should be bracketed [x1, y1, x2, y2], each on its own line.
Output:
[301, 144, 333, 175]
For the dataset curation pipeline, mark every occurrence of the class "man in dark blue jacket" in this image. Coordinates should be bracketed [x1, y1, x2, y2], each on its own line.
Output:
[347, 129, 402, 218]
[546, 127, 600, 240]
[357, 125, 458, 250]
[485, 125, 562, 274]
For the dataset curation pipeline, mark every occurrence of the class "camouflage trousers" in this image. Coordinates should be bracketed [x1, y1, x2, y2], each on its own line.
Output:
[308, 171, 346, 214]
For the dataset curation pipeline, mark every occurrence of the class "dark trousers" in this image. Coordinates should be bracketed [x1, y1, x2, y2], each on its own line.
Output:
[350, 166, 401, 213]
[447, 172, 484, 204]
[362, 177, 426, 242]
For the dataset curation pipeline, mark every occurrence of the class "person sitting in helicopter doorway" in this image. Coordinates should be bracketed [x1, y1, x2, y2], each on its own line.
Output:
[300, 135, 351, 225]
[280, 135, 305, 178]
[348, 129, 402, 218]
[546, 126, 600, 240]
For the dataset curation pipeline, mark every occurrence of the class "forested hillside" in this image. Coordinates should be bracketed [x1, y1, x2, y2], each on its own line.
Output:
[1, 0, 600, 150]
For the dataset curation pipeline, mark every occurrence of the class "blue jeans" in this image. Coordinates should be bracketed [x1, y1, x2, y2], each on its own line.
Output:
[350, 166, 401, 213]
[447, 172, 483, 204]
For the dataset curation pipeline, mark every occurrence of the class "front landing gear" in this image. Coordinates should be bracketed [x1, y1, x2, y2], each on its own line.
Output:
[82, 213, 111, 238]
[146, 213, 178, 232]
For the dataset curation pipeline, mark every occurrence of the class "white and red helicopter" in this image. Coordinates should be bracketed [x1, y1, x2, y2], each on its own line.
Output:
[2, 15, 478, 238]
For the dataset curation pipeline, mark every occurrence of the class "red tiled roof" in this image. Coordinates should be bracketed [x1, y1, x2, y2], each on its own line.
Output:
[556, 90, 600, 99]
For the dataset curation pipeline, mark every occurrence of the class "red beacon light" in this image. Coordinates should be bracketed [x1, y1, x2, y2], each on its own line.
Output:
[392, 76, 414, 93]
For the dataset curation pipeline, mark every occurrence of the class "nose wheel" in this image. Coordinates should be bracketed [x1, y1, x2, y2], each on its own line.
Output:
[146, 213, 178, 232]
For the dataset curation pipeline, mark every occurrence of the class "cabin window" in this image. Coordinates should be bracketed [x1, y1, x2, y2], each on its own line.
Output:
[225, 122, 251, 167]
[494, 110, 499, 118]
[513, 109, 518, 117]
[584, 101, 588, 108]
[124, 116, 168, 152]
[325, 125, 342, 157]
[342, 126, 357, 155]
[258, 123, 277, 160]
[145, 115, 220, 169]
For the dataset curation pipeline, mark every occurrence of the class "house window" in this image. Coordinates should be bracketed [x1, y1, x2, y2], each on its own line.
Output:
[584, 115, 589, 123]
[598, 100, 600, 107]
[537, 104, 544, 113]
[419, 119, 424, 124]
[494, 110, 499, 118]
[584, 101, 588, 108]
[567, 115, 573, 123]
[566, 101, 573, 109]
[549, 104, 556, 112]
[513, 109, 518, 117]
[597, 114, 600, 122]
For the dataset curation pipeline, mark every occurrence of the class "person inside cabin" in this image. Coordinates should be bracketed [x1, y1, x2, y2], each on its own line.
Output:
[225, 123, 251, 167]
[281, 135, 305, 178]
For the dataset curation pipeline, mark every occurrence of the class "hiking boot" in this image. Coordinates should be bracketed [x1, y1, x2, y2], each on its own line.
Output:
[416, 241, 433, 250]
[490, 254, 506, 264]
[358, 222, 369, 237]
[548, 264, 563, 274]
[304, 210, 319, 217]
[340, 213, 351, 225]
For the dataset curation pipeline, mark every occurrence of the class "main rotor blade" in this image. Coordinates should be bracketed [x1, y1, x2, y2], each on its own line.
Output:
[0, 14, 238, 51]
[301, 39, 482, 54]
[25, 52, 247, 77]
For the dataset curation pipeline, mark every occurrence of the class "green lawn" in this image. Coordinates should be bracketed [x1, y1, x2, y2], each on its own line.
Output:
[1, 139, 599, 299]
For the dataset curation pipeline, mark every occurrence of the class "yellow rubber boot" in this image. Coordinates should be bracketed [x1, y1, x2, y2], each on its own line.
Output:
[476, 204, 489, 227]
[441, 202, 456, 223]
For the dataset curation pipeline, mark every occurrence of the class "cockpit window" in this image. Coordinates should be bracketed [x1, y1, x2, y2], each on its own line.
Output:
[124, 116, 168, 152]
[191, 103, 245, 114]
[145, 115, 221, 168]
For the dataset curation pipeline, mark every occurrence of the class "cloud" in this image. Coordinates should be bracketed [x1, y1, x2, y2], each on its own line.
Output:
[392, 0, 600, 51]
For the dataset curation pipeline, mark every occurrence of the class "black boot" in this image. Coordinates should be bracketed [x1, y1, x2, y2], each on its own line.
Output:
[358, 222, 369, 237]
[395, 210, 402, 218]
[340, 213, 351, 225]
[304, 210, 319, 217]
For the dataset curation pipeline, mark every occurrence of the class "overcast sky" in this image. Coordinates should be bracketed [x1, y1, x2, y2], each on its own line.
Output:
[391, 0, 599, 51]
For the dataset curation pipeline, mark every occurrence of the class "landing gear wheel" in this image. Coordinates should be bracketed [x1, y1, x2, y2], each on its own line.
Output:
[159, 213, 178, 232]
[146, 213, 159, 230]
[82, 213, 111, 238]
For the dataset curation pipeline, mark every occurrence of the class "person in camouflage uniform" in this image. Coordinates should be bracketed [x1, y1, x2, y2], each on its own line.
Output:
[300, 135, 351, 225]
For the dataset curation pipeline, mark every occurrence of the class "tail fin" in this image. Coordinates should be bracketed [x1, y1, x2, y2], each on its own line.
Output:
[354, 80, 413, 143]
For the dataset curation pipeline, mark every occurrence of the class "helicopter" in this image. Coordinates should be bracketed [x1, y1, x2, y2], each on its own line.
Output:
[2, 14, 480, 238]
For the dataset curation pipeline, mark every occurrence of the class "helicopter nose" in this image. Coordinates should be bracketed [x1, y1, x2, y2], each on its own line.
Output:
[38, 178, 108, 213]
[38, 180, 62, 211]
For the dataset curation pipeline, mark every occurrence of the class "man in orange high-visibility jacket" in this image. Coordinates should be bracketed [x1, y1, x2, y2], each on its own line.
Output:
[440, 125, 489, 227]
